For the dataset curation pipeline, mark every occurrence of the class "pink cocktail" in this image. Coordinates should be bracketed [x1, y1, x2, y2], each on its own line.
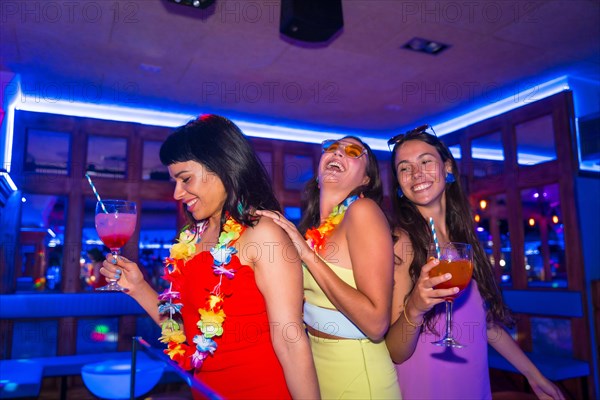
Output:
[95, 213, 137, 251]
[95, 200, 137, 291]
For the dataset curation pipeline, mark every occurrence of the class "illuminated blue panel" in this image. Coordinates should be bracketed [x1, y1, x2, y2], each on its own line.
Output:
[284, 206, 302, 226]
[502, 290, 582, 317]
[11, 320, 58, 358]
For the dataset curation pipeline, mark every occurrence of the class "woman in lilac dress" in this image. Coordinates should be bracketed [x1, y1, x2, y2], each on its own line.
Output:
[385, 126, 564, 400]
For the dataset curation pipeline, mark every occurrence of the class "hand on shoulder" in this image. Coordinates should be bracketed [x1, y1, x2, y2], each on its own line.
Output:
[242, 212, 308, 265]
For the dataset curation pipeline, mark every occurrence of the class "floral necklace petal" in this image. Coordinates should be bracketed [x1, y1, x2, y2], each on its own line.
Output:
[305, 195, 359, 251]
[158, 215, 246, 370]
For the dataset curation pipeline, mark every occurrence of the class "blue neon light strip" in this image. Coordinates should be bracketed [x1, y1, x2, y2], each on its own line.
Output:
[3, 96, 17, 173]
[15, 98, 192, 128]
[3, 76, 573, 163]
[11, 91, 389, 150]
[433, 76, 570, 136]
[0, 172, 17, 191]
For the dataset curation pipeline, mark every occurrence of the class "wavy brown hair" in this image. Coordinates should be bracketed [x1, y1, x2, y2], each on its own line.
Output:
[389, 131, 514, 332]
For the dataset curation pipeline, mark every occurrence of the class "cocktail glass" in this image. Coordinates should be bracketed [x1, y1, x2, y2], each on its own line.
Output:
[428, 242, 473, 348]
[95, 200, 137, 292]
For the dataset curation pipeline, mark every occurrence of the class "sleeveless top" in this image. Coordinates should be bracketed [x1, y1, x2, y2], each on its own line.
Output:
[177, 250, 291, 400]
[395, 282, 491, 400]
[304, 256, 355, 308]
[303, 256, 367, 338]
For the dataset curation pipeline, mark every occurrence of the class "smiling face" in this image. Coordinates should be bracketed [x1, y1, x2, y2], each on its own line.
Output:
[318, 138, 370, 193]
[168, 160, 227, 222]
[394, 139, 452, 208]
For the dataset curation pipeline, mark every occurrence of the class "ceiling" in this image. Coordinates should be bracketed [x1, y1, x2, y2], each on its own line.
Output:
[1, 0, 599, 138]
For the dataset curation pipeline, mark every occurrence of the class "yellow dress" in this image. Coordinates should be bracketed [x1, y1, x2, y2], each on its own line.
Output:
[304, 258, 401, 400]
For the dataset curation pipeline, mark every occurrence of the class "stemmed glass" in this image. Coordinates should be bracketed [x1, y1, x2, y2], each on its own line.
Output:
[94, 200, 137, 292]
[428, 242, 473, 348]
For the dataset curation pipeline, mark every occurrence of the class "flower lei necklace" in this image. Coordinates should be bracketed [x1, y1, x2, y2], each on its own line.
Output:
[305, 195, 359, 250]
[158, 215, 246, 369]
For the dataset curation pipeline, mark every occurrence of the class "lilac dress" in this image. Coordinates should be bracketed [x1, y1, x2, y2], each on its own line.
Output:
[395, 282, 492, 400]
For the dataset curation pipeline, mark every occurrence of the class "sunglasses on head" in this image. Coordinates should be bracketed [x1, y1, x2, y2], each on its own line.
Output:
[387, 124, 437, 151]
[321, 139, 367, 159]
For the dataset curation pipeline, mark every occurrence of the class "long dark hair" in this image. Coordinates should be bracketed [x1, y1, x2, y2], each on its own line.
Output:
[299, 136, 383, 234]
[160, 114, 281, 227]
[389, 131, 513, 331]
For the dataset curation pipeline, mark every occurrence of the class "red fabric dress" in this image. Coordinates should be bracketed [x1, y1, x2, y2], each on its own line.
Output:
[175, 251, 291, 400]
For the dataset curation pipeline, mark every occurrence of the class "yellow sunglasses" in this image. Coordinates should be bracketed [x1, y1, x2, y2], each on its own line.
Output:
[321, 140, 367, 159]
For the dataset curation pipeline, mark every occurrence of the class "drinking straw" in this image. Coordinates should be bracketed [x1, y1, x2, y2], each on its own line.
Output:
[85, 173, 108, 213]
[429, 217, 441, 259]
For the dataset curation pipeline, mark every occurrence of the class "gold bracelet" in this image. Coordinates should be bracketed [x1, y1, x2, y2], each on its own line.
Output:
[403, 298, 424, 328]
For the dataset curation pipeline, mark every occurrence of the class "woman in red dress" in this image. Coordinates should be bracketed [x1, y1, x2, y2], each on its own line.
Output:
[101, 115, 319, 399]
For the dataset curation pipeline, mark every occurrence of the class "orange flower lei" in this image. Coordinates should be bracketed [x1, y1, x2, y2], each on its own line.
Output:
[158, 215, 246, 369]
[305, 195, 359, 250]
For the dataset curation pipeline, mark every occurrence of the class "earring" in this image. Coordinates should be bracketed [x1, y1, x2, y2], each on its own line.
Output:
[396, 188, 404, 198]
[237, 201, 245, 215]
[445, 172, 456, 183]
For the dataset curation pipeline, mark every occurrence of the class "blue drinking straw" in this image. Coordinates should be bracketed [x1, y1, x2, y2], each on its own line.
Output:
[429, 217, 441, 259]
[85, 173, 108, 213]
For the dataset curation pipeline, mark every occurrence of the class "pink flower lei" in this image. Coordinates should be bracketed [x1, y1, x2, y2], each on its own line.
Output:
[158, 215, 246, 370]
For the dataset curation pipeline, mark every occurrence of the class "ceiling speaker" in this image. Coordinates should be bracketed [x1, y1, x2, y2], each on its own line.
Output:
[280, 0, 344, 43]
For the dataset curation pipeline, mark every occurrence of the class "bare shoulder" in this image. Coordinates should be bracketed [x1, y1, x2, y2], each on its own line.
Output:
[237, 216, 292, 266]
[345, 197, 387, 224]
[241, 215, 288, 243]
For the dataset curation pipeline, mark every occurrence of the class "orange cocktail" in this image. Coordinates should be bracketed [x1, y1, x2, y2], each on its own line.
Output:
[430, 259, 473, 300]
[428, 242, 473, 348]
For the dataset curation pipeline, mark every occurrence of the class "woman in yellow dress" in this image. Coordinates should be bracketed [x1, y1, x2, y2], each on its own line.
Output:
[258, 136, 400, 399]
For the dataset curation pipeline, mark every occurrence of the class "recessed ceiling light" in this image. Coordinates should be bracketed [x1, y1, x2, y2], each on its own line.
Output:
[402, 37, 450, 55]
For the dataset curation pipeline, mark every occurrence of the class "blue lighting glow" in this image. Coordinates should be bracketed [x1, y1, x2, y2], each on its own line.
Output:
[452, 147, 555, 165]
[3, 96, 17, 173]
[1, 75, 580, 164]
[139, 243, 172, 250]
[15, 98, 192, 128]
[9, 87, 389, 150]
[433, 76, 571, 136]
[0, 172, 18, 191]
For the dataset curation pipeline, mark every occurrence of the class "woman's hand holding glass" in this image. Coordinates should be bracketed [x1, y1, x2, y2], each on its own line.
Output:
[100, 255, 145, 293]
[405, 257, 458, 323]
